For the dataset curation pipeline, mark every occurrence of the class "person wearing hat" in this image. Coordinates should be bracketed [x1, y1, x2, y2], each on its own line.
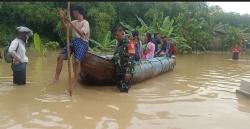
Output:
[8, 26, 33, 85]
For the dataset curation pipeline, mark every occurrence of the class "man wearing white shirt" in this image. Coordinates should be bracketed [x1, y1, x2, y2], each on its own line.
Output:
[8, 26, 33, 85]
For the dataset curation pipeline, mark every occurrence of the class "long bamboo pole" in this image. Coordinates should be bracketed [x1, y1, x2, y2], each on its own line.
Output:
[66, 1, 72, 96]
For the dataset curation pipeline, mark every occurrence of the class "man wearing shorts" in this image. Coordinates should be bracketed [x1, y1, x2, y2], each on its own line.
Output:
[52, 6, 90, 93]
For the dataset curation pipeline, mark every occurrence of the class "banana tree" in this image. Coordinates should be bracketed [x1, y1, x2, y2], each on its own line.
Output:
[222, 25, 246, 51]
[149, 15, 191, 53]
[159, 16, 175, 37]
[90, 31, 117, 52]
[120, 19, 148, 41]
[135, 16, 153, 40]
[136, 15, 176, 38]
[171, 34, 192, 54]
[151, 11, 164, 33]
[120, 21, 134, 37]
[122, 15, 191, 54]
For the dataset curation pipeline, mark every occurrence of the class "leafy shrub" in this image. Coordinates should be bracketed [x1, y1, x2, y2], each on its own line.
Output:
[44, 41, 60, 49]
[0, 25, 14, 46]
[33, 33, 45, 56]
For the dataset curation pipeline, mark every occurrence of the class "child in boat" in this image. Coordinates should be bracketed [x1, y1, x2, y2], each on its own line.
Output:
[131, 30, 142, 62]
[142, 33, 155, 60]
[157, 36, 171, 57]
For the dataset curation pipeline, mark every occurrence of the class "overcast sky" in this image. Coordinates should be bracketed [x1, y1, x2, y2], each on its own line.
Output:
[207, 2, 250, 15]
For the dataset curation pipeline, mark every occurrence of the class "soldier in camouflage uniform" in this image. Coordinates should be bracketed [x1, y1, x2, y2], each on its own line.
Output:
[112, 27, 134, 92]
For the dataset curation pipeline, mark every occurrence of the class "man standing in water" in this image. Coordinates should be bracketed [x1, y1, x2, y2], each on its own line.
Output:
[52, 6, 90, 93]
[112, 26, 134, 92]
[8, 26, 33, 85]
[232, 43, 241, 60]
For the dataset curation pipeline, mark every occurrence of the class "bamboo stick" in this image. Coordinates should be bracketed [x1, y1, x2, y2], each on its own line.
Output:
[66, 1, 72, 96]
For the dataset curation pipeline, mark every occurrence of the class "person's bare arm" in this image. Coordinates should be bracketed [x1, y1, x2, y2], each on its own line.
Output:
[144, 45, 150, 54]
[59, 9, 67, 34]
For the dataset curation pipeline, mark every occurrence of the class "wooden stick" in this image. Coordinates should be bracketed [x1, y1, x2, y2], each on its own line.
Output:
[66, 1, 72, 96]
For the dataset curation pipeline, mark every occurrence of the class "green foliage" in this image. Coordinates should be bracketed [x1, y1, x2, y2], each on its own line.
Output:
[120, 21, 135, 37]
[133, 15, 189, 53]
[0, 25, 14, 46]
[174, 9, 213, 52]
[0, 2, 60, 44]
[172, 36, 192, 54]
[158, 16, 174, 37]
[244, 33, 250, 42]
[90, 31, 116, 52]
[0, 2, 250, 54]
[144, 8, 164, 28]
[33, 33, 45, 56]
[55, 21, 66, 45]
[135, 16, 151, 40]
[44, 41, 60, 50]
[221, 26, 246, 50]
[87, 3, 116, 43]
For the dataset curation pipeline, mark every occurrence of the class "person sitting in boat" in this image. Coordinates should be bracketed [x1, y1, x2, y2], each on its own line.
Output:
[112, 26, 134, 93]
[152, 32, 161, 55]
[131, 30, 142, 62]
[128, 35, 136, 65]
[142, 33, 155, 60]
[232, 43, 241, 60]
[156, 36, 171, 57]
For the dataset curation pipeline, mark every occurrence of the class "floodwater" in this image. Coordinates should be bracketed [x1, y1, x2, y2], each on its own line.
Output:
[0, 50, 250, 129]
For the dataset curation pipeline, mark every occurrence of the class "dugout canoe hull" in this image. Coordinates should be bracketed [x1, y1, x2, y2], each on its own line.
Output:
[80, 52, 176, 85]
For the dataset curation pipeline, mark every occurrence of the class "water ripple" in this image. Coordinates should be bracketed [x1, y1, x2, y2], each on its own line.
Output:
[34, 93, 72, 103]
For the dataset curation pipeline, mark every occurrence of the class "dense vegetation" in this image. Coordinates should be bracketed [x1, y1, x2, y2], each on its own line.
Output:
[0, 2, 250, 54]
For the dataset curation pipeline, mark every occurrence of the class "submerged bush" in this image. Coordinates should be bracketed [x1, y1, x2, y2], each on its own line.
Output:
[44, 41, 60, 49]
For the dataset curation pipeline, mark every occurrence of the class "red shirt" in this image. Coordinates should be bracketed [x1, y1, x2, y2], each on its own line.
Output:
[232, 47, 240, 53]
[170, 43, 177, 55]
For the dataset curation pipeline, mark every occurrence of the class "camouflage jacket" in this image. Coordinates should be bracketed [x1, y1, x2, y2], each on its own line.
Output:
[113, 38, 129, 65]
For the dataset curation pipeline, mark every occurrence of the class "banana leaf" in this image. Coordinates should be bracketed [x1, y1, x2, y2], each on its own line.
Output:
[33, 33, 43, 55]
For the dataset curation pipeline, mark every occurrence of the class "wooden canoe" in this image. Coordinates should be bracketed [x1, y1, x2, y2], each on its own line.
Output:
[80, 52, 176, 85]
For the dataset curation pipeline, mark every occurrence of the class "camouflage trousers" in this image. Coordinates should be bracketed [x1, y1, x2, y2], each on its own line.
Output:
[112, 56, 135, 92]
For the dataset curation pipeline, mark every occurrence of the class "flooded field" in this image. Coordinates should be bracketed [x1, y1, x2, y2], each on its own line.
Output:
[0, 50, 250, 129]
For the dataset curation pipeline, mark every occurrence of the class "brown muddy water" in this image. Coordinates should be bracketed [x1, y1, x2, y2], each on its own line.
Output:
[0, 50, 250, 129]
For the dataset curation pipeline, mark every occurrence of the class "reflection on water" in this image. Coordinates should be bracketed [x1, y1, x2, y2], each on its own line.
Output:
[236, 93, 250, 113]
[34, 93, 72, 103]
[0, 51, 250, 129]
